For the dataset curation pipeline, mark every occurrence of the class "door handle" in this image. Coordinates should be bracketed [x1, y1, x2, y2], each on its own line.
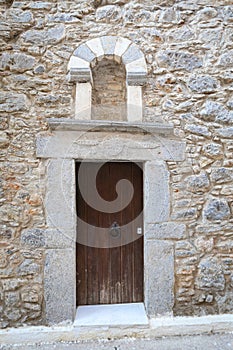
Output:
[109, 221, 121, 238]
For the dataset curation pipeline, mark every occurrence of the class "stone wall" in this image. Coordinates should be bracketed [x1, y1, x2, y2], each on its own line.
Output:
[0, 0, 233, 327]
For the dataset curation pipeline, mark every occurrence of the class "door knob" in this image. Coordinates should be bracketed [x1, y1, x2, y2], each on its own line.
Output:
[109, 221, 121, 238]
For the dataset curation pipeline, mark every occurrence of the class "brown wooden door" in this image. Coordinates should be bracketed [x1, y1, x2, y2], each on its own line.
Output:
[76, 162, 143, 306]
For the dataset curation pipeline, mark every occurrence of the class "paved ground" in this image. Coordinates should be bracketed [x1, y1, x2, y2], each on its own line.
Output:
[1, 333, 233, 350]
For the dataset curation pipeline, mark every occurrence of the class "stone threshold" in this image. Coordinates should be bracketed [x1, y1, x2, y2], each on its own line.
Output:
[47, 118, 174, 136]
[1, 314, 233, 345]
[74, 303, 149, 327]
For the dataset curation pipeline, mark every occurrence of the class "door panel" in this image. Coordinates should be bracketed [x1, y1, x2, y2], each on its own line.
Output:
[76, 162, 143, 305]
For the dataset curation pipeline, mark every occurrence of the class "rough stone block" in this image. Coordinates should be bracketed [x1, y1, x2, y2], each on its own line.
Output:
[200, 100, 232, 124]
[202, 143, 223, 159]
[218, 49, 233, 67]
[96, 5, 122, 23]
[185, 172, 210, 193]
[8, 9, 34, 23]
[0, 132, 9, 147]
[21, 228, 45, 248]
[22, 24, 65, 45]
[0, 93, 29, 112]
[0, 52, 35, 73]
[145, 240, 174, 316]
[188, 75, 219, 93]
[156, 50, 202, 71]
[44, 248, 76, 324]
[196, 257, 225, 291]
[211, 167, 233, 184]
[17, 260, 40, 277]
[216, 127, 233, 138]
[203, 198, 230, 221]
[159, 8, 181, 23]
[185, 124, 211, 137]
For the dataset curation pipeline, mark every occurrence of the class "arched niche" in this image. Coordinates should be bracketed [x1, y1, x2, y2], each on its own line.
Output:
[67, 36, 147, 122]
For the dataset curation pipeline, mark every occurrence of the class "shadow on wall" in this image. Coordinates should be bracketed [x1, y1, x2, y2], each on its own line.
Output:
[3, 0, 14, 8]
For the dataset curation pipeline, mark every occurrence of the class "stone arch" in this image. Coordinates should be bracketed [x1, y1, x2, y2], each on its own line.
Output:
[67, 36, 147, 122]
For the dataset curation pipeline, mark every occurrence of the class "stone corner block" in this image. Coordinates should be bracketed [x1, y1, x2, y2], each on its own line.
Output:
[36, 134, 49, 158]
[45, 159, 76, 231]
[44, 248, 76, 325]
[144, 161, 170, 223]
[145, 240, 174, 316]
[160, 139, 186, 161]
[145, 222, 186, 240]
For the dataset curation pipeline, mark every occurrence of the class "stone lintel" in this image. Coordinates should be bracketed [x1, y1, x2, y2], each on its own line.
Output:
[68, 68, 92, 83]
[46, 119, 174, 135]
[127, 72, 147, 86]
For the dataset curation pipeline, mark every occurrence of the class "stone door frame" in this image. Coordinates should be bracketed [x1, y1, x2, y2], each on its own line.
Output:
[36, 119, 185, 325]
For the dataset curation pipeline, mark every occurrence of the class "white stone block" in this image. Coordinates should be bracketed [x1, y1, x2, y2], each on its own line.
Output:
[44, 248, 76, 324]
[144, 240, 174, 316]
[144, 161, 170, 223]
[127, 85, 143, 122]
[68, 56, 90, 70]
[114, 37, 131, 63]
[126, 57, 147, 76]
[45, 159, 76, 231]
[75, 82, 92, 120]
[86, 37, 104, 62]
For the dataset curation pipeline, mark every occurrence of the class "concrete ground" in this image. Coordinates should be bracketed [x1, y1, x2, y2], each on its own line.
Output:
[1, 333, 233, 350]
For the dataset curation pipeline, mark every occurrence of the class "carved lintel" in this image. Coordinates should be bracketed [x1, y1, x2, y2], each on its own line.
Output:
[68, 67, 92, 83]
[127, 72, 147, 86]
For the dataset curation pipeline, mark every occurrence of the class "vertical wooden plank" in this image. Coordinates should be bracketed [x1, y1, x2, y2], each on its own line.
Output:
[97, 162, 110, 304]
[132, 163, 143, 302]
[76, 162, 88, 305]
[109, 163, 123, 304]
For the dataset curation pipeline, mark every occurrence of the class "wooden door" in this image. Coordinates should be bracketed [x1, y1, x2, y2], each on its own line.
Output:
[76, 162, 143, 306]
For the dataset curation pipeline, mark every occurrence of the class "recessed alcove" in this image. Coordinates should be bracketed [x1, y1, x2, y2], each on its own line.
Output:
[92, 59, 126, 121]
